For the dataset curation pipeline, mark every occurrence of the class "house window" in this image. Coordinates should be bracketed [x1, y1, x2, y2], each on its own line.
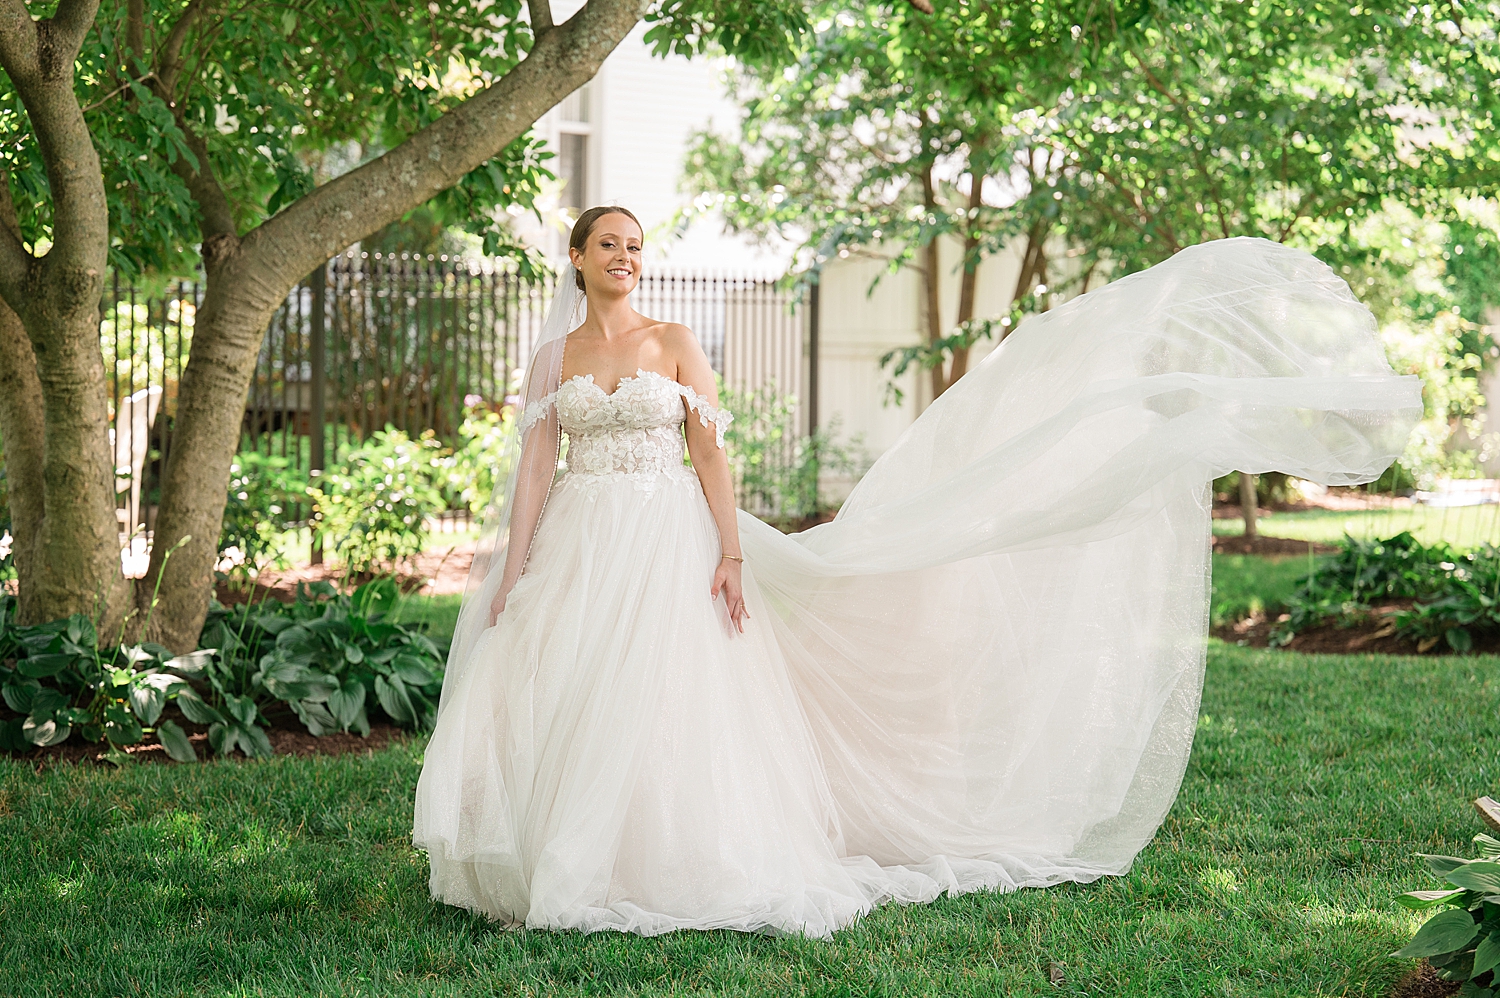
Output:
[557, 84, 592, 212]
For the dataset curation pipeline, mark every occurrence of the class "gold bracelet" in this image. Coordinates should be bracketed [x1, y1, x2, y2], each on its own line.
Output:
[722, 554, 744, 562]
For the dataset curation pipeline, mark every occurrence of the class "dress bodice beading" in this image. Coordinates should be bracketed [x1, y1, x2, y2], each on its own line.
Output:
[520, 368, 732, 481]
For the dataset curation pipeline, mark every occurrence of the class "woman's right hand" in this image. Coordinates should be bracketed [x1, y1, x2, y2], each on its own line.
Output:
[489, 574, 519, 625]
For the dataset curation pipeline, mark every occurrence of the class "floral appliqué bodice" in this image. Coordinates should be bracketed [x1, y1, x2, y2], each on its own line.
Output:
[521, 369, 732, 489]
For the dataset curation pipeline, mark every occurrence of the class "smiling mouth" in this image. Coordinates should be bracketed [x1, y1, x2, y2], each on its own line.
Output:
[607, 268, 631, 277]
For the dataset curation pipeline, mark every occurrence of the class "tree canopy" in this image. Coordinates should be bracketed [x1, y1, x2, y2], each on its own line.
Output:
[686, 0, 1500, 397]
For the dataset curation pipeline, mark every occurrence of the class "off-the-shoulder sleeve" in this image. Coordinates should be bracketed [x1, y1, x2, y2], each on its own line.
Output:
[679, 383, 733, 449]
[518, 392, 558, 435]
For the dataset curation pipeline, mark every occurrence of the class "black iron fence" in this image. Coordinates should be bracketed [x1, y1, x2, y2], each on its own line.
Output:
[103, 256, 808, 538]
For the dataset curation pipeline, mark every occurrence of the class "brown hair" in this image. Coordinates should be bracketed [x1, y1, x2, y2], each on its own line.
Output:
[568, 206, 643, 291]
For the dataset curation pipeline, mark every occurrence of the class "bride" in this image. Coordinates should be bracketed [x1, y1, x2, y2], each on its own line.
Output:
[413, 205, 1421, 938]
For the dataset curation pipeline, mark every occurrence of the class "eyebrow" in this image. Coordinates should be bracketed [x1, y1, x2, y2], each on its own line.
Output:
[596, 231, 642, 243]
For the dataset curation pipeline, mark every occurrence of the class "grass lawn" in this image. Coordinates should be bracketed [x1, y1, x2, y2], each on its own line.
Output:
[1209, 552, 1317, 627]
[1214, 502, 1500, 550]
[2, 641, 1494, 997]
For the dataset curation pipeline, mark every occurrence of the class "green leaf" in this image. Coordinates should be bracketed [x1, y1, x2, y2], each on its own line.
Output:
[1449, 863, 1500, 894]
[2, 679, 40, 714]
[28, 686, 67, 718]
[224, 693, 260, 728]
[22, 716, 71, 747]
[175, 688, 225, 726]
[326, 682, 366, 730]
[128, 681, 167, 726]
[0, 717, 29, 752]
[156, 719, 197, 763]
[1427, 855, 1475, 877]
[374, 674, 415, 726]
[292, 699, 336, 737]
[239, 724, 274, 759]
[1394, 907, 1482, 959]
[1398, 889, 1471, 910]
[18, 653, 75, 678]
[1474, 931, 1500, 977]
[1476, 835, 1500, 861]
[207, 722, 237, 757]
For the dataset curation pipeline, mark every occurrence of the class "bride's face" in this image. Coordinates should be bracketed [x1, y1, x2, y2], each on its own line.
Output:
[571, 216, 643, 297]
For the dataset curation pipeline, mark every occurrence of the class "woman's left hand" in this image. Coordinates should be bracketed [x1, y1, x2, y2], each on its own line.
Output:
[711, 558, 750, 633]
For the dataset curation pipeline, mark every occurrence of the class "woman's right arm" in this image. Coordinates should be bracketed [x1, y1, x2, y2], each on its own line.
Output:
[490, 403, 559, 623]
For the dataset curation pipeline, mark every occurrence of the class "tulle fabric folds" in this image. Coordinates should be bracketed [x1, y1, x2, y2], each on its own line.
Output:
[413, 237, 1422, 936]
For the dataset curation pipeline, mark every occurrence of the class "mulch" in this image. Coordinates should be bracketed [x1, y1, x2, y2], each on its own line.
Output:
[216, 542, 477, 605]
[1388, 962, 1462, 998]
[1211, 534, 1338, 556]
[1214, 598, 1500, 656]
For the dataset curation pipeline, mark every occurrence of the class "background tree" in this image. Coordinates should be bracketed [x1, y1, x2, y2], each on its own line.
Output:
[689, 0, 1500, 533]
[683, 0, 1116, 400]
[0, 0, 807, 648]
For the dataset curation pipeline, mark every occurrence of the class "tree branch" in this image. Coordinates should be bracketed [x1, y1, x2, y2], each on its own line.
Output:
[146, 2, 236, 254]
[904, 0, 935, 13]
[48, 0, 101, 52]
[0, 0, 40, 77]
[528, 0, 554, 38]
[252, 0, 651, 283]
[156, 0, 207, 95]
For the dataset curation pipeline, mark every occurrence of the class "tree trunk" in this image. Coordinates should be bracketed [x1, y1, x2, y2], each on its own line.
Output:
[0, 1, 131, 632]
[920, 166, 944, 404]
[0, 299, 46, 609]
[945, 167, 987, 392]
[136, 0, 652, 650]
[1239, 472, 1258, 540]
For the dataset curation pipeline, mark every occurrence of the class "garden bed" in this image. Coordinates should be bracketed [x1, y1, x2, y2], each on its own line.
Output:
[2, 702, 411, 766]
[1215, 600, 1500, 655]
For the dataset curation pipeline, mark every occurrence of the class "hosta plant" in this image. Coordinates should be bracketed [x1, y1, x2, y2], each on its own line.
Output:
[1394, 833, 1500, 994]
[194, 577, 444, 753]
[0, 595, 203, 762]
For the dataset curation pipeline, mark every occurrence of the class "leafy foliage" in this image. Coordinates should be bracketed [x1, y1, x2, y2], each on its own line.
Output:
[1273, 532, 1500, 652]
[220, 452, 311, 579]
[0, 578, 444, 760]
[309, 429, 446, 576]
[1393, 832, 1500, 994]
[719, 378, 864, 524]
[193, 579, 444, 755]
[0, 595, 199, 760]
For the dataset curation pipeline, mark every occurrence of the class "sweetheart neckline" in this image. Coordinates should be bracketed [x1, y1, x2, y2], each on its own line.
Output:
[564, 368, 683, 399]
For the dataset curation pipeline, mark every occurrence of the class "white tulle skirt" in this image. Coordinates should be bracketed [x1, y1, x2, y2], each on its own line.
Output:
[413, 238, 1422, 937]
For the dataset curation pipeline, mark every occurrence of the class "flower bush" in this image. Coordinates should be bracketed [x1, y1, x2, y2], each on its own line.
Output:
[309, 428, 446, 575]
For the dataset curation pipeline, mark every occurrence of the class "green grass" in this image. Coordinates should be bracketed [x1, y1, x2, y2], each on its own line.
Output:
[2, 645, 1494, 997]
[392, 592, 463, 644]
[1214, 503, 1500, 550]
[1210, 552, 1319, 627]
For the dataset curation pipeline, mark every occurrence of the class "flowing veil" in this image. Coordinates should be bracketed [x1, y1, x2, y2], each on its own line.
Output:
[438, 264, 585, 718]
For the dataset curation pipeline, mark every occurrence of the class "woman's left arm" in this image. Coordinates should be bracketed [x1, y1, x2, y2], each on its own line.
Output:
[670, 327, 748, 633]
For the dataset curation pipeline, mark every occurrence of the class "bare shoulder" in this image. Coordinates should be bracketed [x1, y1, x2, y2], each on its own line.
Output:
[652, 321, 706, 365]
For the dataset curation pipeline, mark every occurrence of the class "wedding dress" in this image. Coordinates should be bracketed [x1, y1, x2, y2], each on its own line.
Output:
[412, 238, 1422, 937]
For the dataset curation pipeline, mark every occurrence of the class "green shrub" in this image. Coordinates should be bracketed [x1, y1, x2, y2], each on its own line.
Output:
[1273, 531, 1500, 651]
[220, 451, 309, 578]
[1392, 831, 1500, 993]
[309, 428, 445, 574]
[719, 379, 864, 524]
[442, 400, 516, 515]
